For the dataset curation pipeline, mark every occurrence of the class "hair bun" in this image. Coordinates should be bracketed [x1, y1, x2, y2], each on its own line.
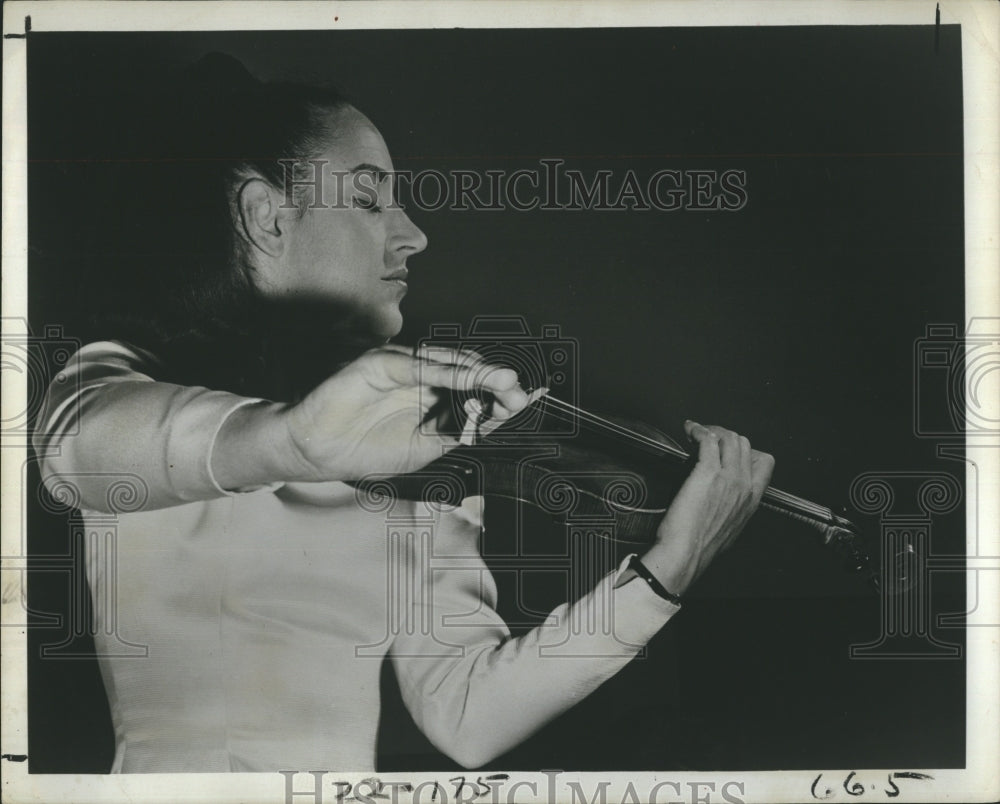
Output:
[166, 53, 263, 157]
[184, 52, 261, 94]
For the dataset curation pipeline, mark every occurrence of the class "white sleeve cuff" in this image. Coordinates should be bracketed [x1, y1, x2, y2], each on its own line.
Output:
[168, 393, 285, 500]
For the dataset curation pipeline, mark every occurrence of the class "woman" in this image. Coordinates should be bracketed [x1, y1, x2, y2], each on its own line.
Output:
[34, 54, 774, 772]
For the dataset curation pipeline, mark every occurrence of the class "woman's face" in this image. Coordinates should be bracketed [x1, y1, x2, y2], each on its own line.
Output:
[258, 105, 428, 339]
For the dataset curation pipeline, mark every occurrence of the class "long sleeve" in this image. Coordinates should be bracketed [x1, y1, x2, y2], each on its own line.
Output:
[389, 496, 679, 769]
[32, 341, 271, 513]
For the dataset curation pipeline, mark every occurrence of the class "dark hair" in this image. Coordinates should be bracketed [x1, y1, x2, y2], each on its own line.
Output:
[85, 53, 371, 400]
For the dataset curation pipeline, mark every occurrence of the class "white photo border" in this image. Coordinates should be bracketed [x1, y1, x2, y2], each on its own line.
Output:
[2, 2, 997, 803]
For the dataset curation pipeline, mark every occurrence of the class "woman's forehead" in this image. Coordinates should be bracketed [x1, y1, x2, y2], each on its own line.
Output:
[319, 106, 393, 172]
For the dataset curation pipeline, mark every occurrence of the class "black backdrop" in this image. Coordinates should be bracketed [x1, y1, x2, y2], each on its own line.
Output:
[27, 26, 966, 773]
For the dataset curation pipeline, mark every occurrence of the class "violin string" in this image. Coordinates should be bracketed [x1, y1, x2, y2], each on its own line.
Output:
[512, 396, 635, 445]
[532, 397, 680, 457]
[765, 486, 833, 522]
[764, 487, 832, 518]
[541, 396, 689, 458]
[501, 394, 834, 524]
[561, 399, 834, 520]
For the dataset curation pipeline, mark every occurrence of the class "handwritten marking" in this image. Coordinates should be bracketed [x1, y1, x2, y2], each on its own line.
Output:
[811, 771, 934, 800]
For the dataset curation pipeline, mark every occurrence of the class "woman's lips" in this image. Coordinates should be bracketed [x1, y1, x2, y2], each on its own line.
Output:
[381, 268, 408, 292]
[381, 268, 408, 285]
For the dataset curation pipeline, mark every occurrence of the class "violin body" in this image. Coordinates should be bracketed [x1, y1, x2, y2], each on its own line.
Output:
[367, 436, 676, 547]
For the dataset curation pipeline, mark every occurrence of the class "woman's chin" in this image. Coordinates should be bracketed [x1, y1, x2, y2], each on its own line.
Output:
[370, 305, 404, 340]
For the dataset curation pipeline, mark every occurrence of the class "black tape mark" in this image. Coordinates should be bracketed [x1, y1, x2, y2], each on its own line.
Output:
[2, 754, 28, 762]
[934, 3, 940, 54]
[3, 15, 30, 39]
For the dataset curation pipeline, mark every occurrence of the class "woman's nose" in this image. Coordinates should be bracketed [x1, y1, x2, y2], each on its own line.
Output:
[388, 209, 428, 256]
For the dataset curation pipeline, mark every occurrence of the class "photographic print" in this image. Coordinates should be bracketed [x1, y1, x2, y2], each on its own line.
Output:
[2, 2, 997, 803]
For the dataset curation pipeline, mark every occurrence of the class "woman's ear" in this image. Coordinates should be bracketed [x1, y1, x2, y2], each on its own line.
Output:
[237, 178, 287, 258]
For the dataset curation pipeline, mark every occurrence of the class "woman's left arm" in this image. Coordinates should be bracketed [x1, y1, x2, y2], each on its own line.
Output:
[389, 498, 678, 770]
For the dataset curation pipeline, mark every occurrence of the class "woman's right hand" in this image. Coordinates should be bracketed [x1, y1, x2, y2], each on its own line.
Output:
[213, 345, 530, 488]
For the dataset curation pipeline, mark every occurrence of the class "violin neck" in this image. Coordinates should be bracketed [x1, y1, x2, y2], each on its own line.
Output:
[760, 496, 836, 538]
[760, 487, 839, 535]
[526, 393, 850, 536]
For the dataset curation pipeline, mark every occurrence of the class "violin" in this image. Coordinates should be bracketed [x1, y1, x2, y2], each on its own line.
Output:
[355, 391, 876, 587]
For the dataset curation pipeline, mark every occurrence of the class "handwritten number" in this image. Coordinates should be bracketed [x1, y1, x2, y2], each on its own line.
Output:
[844, 771, 865, 796]
[444, 774, 511, 801]
[811, 773, 835, 800]
[355, 778, 389, 801]
[886, 772, 933, 798]
[812, 770, 932, 800]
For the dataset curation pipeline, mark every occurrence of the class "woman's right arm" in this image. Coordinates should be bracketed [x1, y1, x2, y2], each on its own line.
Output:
[34, 341, 530, 513]
[33, 341, 288, 512]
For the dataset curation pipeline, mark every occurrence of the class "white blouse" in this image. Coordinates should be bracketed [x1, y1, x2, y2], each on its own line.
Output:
[33, 341, 678, 773]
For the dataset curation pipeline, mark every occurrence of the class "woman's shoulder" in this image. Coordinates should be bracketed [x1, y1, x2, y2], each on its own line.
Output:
[62, 339, 167, 377]
[73, 339, 164, 366]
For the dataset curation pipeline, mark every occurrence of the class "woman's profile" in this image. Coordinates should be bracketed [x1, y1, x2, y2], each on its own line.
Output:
[33, 53, 773, 773]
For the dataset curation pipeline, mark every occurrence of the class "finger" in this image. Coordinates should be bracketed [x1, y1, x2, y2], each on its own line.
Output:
[353, 349, 464, 392]
[464, 397, 485, 420]
[750, 450, 776, 500]
[685, 420, 721, 471]
[408, 359, 479, 390]
[480, 366, 531, 416]
[369, 348, 487, 389]
[738, 434, 752, 478]
[400, 343, 489, 370]
[380, 342, 415, 355]
[485, 397, 516, 422]
[382, 346, 530, 413]
[707, 426, 741, 471]
[380, 344, 493, 383]
[408, 358, 527, 416]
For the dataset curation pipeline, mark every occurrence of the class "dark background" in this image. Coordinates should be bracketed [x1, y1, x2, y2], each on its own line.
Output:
[26, 26, 966, 773]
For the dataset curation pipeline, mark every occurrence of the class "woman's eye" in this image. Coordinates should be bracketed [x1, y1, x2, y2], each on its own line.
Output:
[352, 195, 383, 213]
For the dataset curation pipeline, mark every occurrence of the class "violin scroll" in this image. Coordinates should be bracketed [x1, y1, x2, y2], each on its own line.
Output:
[824, 515, 873, 576]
